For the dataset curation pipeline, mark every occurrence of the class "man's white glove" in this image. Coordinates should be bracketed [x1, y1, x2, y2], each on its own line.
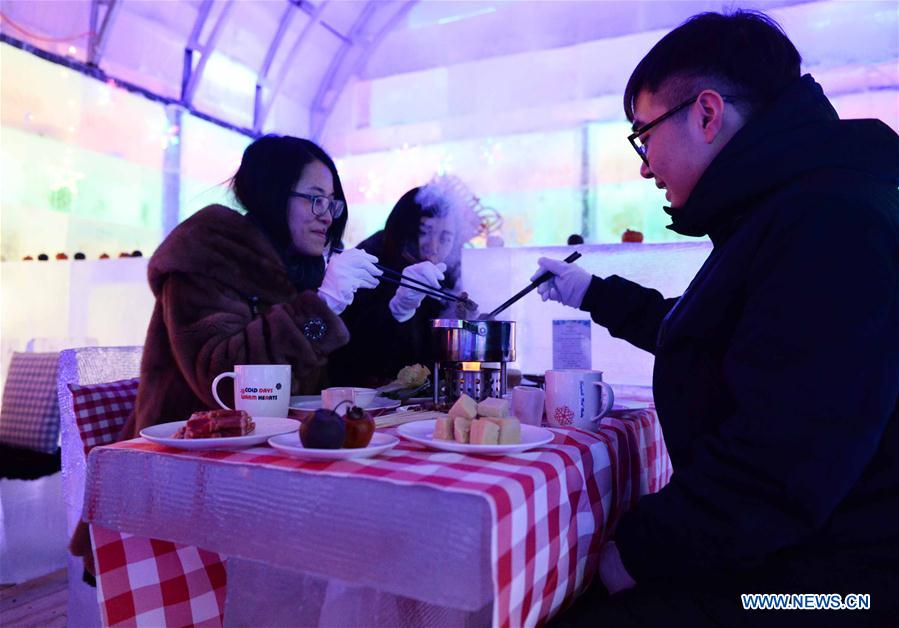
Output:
[318, 249, 382, 314]
[389, 261, 446, 322]
[531, 257, 593, 309]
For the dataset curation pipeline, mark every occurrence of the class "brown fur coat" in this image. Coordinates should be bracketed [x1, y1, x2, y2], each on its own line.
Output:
[122, 204, 349, 439]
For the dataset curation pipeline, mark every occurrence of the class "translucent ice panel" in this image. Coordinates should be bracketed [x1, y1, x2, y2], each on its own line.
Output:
[1, 126, 164, 259]
[180, 113, 252, 220]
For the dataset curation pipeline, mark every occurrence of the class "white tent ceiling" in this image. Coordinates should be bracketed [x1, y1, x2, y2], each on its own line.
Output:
[1, 0, 821, 139]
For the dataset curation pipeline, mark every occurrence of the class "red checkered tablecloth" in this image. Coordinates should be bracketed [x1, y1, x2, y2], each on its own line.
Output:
[89, 408, 670, 627]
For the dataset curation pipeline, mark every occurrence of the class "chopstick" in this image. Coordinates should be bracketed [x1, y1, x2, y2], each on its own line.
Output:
[483, 250, 583, 320]
[379, 275, 465, 302]
[375, 410, 441, 428]
[331, 248, 465, 303]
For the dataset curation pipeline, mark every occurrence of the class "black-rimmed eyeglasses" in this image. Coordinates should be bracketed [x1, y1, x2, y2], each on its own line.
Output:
[627, 94, 741, 165]
[290, 192, 345, 219]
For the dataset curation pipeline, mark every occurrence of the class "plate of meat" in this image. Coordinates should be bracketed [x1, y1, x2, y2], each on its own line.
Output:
[140, 409, 299, 450]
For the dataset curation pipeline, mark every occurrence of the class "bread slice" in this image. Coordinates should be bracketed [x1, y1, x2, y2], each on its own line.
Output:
[495, 417, 521, 444]
[470, 419, 500, 445]
[477, 397, 510, 418]
[432, 415, 454, 440]
[453, 416, 473, 443]
[449, 394, 478, 420]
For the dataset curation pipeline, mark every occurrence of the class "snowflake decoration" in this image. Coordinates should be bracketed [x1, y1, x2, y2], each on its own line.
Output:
[553, 405, 575, 426]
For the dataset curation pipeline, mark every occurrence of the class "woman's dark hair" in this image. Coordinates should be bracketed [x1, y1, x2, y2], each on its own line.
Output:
[624, 10, 801, 122]
[230, 135, 347, 252]
[380, 187, 459, 290]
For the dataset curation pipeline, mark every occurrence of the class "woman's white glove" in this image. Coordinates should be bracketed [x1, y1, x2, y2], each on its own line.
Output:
[318, 249, 382, 314]
[531, 257, 592, 309]
[389, 261, 446, 322]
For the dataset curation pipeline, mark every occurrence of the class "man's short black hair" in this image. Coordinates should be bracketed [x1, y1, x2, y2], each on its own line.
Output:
[624, 10, 801, 122]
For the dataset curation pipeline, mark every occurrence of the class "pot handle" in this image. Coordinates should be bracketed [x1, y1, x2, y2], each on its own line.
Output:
[462, 321, 488, 336]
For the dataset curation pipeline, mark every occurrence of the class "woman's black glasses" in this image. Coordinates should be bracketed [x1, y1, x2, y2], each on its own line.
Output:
[290, 192, 345, 219]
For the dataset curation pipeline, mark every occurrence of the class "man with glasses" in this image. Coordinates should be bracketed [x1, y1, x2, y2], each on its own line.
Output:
[542, 10, 899, 625]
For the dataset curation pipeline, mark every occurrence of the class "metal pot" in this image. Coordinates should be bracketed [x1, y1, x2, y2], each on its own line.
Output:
[431, 319, 516, 363]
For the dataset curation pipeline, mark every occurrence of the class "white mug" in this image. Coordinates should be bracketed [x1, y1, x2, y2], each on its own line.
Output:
[544, 369, 614, 431]
[511, 386, 545, 426]
[212, 364, 291, 418]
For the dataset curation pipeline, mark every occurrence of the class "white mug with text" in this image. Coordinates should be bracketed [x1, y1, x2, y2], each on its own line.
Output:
[544, 369, 614, 431]
[212, 364, 291, 418]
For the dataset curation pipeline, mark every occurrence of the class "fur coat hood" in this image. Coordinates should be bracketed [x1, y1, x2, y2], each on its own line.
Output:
[124, 205, 348, 439]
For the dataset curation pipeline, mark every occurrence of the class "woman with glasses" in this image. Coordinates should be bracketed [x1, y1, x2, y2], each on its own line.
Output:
[329, 175, 479, 388]
[123, 134, 382, 440]
[70, 135, 382, 578]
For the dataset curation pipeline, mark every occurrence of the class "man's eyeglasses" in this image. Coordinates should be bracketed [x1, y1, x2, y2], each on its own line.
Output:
[627, 94, 742, 165]
[290, 192, 345, 219]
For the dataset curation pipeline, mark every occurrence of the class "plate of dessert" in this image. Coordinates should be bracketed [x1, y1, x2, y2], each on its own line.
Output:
[270, 403, 398, 460]
[140, 409, 298, 450]
[396, 394, 554, 455]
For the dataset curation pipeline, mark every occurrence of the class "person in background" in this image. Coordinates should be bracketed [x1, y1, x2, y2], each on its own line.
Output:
[329, 175, 479, 387]
[541, 11, 899, 625]
[70, 135, 382, 574]
[567, 234, 585, 245]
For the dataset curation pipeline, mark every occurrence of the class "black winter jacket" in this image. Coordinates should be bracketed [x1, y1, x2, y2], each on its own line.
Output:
[328, 231, 456, 387]
[583, 75, 899, 595]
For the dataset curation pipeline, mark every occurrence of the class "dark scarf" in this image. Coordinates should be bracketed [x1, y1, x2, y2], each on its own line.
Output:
[665, 74, 899, 244]
[246, 213, 325, 292]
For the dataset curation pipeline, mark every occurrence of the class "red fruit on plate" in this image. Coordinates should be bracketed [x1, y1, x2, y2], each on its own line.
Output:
[343, 405, 375, 448]
[622, 229, 644, 243]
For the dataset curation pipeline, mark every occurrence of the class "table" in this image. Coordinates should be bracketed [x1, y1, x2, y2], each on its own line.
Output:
[84, 408, 671, 627]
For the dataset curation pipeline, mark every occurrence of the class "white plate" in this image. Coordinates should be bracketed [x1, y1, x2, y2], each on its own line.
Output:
[397, 419, 555, 455]
[268, 431, 399, 460]
[140, 416, 299, 450]
[289, 397, 401, 412]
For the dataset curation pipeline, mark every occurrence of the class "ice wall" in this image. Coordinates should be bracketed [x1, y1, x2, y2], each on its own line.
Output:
[325, 0, 898, 248]
[462, 242, 713, 385]
[0, 243, 710, 390]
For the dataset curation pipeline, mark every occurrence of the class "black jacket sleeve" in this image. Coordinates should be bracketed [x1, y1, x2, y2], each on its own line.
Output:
[328, 277, 445, 386]
[614, 192, 899, 583]
[579, 275, 680, 354]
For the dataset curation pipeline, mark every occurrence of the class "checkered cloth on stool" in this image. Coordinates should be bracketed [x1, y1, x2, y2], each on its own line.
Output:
[69, 378, 140, 455]
[0, 352, 60, 453]
[91, 527, 226, 627]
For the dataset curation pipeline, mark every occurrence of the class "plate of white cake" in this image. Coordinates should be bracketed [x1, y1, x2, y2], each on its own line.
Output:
[396, 394, 554, 455]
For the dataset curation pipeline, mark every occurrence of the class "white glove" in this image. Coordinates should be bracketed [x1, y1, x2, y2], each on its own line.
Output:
[318, 249, 382, 314]
[389, 261, 446, 322]
[531, 257, 593, 309]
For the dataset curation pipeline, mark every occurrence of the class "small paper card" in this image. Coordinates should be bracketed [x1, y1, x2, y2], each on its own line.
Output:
[552, 320, 592, 369]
